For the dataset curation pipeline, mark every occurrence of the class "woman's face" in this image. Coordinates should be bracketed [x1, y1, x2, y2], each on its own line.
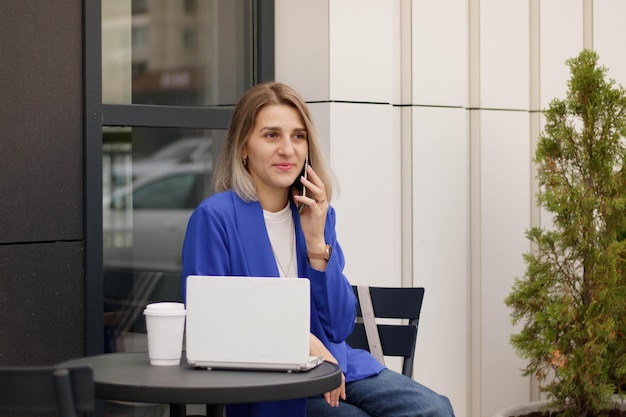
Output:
[242, 103, 309, 198]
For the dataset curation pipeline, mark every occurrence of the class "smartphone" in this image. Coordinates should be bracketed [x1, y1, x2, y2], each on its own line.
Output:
[296, 156, 309, 213]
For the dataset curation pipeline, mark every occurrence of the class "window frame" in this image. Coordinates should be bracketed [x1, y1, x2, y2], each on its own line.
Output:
[83, 0, 274, 355]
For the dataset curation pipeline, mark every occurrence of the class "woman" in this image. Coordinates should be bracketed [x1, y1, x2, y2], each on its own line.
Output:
[181, 82, 455, 417]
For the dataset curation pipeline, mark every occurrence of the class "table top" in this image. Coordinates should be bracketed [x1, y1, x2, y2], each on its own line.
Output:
[60, 352, 342, 405]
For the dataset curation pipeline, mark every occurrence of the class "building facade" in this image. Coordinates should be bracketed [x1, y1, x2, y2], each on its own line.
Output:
[3, 1, 626, 416]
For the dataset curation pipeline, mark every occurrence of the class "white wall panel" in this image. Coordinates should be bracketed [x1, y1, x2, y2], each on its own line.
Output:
[413, 0, 468, 106]
[275, 0, 330, 101]
[412, 106, 469, 415]
[480, 0, 529, 109]
[307, 103, 331, 159]
[328, 0, 394, 103]
[273, 2, 626, 416]
[480, 110, 532, 417]
[330, 103, 401, 287]
[594, 0, 626, 86]
[391, 0, 410, 105]
[540, 0, 583, 108]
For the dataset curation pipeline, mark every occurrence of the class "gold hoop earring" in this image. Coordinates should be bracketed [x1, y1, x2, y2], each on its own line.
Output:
[242, 157, 248, 167]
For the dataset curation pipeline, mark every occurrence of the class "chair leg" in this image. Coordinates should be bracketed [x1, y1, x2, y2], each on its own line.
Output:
[54, 369, 77, 417]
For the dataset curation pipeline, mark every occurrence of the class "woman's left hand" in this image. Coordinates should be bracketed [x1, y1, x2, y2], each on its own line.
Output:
[309, 334, 346, 407]
[293, 165, 328, 264]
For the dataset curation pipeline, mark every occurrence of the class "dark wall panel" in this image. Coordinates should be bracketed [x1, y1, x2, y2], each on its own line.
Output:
[0, 0, 86, 364]
[0, 241, 85, 365]
[0, 0, 83, 244]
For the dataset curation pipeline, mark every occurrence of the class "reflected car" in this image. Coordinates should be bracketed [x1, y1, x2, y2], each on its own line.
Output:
[111, 137, 213, 185]
[103, 162, 214, 273]
[133, 137, 213, 178]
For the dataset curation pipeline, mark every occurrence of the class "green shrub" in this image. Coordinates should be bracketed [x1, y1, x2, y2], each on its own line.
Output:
[505, 49, 626, 417]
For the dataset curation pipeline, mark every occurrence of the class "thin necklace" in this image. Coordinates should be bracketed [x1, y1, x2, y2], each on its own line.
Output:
[271, 227, 295, 277]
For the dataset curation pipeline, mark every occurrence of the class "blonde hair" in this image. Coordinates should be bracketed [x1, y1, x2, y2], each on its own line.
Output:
[214, 82, 334, 202]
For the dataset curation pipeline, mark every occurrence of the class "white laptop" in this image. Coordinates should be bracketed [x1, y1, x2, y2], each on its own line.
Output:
[185, 275, 324, 372]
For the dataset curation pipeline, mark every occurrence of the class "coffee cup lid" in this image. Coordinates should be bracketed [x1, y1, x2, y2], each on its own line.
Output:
[144, 302, 186, 316]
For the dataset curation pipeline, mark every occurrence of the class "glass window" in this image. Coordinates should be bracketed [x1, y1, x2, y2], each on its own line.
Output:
[102, 0, 252, 106]
[89, 0, 272, 375]
[102, 127, 225, 349]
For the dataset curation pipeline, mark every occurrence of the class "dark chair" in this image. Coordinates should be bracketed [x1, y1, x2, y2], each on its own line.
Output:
[345, 286, 425, 378]
[0, 365, 95, 417]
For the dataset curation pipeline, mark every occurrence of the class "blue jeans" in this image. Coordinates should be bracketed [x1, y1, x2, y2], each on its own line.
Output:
[306, 369, 455, 417]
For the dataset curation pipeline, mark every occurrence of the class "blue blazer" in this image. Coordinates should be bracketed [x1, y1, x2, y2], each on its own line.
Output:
[181, 190, 384, 417]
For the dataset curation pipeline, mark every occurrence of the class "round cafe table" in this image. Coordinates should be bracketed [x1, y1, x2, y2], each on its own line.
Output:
[60, 352, 342, 417]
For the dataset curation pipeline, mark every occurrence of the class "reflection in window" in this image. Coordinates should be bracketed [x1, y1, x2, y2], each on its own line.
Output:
[102, 0, 252, 106]
[131, 26, 148, 50]
[102, 127, 225, 366]
[133, 173, 197, 209]
[132, 0, 147, 13]
[97, 2, 266, 414]
[183, 29, 197, 51]
[184, 0, 197, 14]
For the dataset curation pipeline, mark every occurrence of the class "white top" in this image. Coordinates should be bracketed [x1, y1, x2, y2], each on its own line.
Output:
[263, 203, 297, 278]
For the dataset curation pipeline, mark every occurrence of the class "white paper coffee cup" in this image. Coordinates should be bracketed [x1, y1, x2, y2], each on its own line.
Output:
[144, 302, 186, 366]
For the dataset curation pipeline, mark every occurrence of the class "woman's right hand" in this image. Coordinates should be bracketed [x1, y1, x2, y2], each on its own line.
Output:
[310, 333, 346, 407]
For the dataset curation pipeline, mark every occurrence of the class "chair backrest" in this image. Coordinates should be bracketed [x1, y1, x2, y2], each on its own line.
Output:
[0, 365, 95, 417]
[345, 286, 425, 378]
